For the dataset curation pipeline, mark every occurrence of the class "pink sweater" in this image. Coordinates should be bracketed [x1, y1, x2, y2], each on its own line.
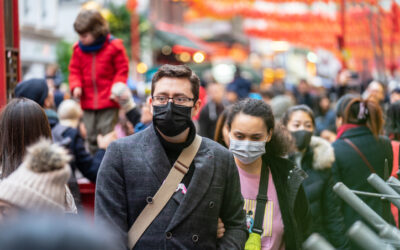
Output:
[238, 166, 285, 250]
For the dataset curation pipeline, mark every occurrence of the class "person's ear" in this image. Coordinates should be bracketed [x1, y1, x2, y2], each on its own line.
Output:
[191, 99, 202, 117]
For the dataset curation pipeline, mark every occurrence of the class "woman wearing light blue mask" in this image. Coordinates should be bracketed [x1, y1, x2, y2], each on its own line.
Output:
[226, 99, 311, 250]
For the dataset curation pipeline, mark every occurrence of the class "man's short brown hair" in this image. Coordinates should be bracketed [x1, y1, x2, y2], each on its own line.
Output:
[73, 10, 109, 39]
[151, 64, 200, 101]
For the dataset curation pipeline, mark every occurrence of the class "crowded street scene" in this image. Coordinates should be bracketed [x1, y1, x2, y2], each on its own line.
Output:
[1, 0, 400, 249]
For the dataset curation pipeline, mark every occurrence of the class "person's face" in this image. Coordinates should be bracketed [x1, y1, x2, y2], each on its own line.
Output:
[79, 32, 95, 46]
[298, 81, 309, 94]
[319, 97, 330, 112]
[286, 111, 314, 133]
[368, 83, 385, 103]
[390, 92, 400, 104]
[150, 77, 201, 117]
[230, 113, 271, 142]
[0, 200, 18, 221]
[207, 83, 225, 104]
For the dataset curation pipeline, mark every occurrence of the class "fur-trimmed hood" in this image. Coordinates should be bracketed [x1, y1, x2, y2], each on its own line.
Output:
[309, 136, 335, 170]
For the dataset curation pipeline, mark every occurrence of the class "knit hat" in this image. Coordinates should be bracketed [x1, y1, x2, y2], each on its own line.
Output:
[14, 79, 49, 107]
[0, 139, 71, 213]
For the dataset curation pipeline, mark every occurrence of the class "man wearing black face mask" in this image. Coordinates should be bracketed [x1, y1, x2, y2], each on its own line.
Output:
[95, 64, 247, 250]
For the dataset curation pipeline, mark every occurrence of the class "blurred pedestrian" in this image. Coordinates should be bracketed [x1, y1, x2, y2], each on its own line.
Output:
[269, 94, 294, 121]
[315, 94, 336, 136]
[0, 214, 118, 250]
[14, 78, 59, 128]
[199, 82, 227, 139]
[53, 99, 116, 210]
[0, 98, 52, 178]
[95, 64, 247, 249]
[362, 80, 385, 106]
[282, 105, 348, 249]
[69, 9, 129, 154]
[332, 97, 394, 235]
[294, 79, 317, 110]
[226, 98, 311, 250]
[213, 107, 231, 148]
[45, 63, 66, 110]
[390, 87, 400, 104]
[0, 139, 72, 219]
[226, 66, 251, 100]
[134, 102, 152, 133]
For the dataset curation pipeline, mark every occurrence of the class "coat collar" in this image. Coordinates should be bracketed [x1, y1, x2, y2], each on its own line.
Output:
[141, 125, 172, 185]
[340, 125, 371, 139]
[307, 136, 335, 170]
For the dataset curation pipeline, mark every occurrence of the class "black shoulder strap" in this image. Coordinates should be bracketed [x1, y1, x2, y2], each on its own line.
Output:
[252, 160, 270, 235]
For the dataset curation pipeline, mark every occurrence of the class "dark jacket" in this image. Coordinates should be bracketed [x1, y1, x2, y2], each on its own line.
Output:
[198, 101, 225, 139]
[332, 126, 394, 231]
[95, 125, 247, 250]
[291, 136, 348, 249]
[52, 124, 105, 208]
[264, 155, 312, 250]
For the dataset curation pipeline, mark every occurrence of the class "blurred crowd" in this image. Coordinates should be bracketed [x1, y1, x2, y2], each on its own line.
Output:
[1, 8, 400, 250]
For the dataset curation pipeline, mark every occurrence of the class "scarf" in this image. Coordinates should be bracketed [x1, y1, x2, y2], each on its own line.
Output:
[78, 35, 107, 53]
[336, 124, 361, 140]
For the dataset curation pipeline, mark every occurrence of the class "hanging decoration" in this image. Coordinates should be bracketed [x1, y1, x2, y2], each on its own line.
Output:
[185, 0, 400, 72]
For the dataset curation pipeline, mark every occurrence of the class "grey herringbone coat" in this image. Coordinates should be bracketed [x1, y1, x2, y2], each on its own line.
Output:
[95, 125, 247, 250]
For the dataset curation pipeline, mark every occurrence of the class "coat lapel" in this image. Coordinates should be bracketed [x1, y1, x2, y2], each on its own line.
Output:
[141, 125, 171, 184]
[166, 141, 215, 231]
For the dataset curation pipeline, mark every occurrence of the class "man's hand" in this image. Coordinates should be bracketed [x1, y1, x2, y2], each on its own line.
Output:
[73, 87, 82, 99]
[217, 218, 226, 239]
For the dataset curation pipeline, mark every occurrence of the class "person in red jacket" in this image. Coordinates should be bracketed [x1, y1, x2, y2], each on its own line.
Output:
[69, 9, 129, 154]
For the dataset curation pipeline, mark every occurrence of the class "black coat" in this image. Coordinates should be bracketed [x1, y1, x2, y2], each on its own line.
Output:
[291, 136, 348, 249]
[264, 155, 312, 250]
[332, 126, 394, 231]
[198, 101, 225, 140]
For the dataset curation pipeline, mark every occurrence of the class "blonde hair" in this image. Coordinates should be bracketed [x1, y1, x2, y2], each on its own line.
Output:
[57, 100, 82, 121]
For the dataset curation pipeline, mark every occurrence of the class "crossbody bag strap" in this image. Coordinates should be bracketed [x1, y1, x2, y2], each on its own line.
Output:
[343, 138, 376, 173]
[128, 135, 202, 249]
[252, 160, 270, 235]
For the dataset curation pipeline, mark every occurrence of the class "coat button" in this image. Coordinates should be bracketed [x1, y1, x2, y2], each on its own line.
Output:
[192, 234, 199, 242]
[209, 201, 215, 208]
[166, 232, 172, 239]
[146, 196, 153, 204]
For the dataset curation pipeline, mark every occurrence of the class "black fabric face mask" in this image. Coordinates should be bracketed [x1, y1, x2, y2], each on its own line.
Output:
[291, 130, 313, 151]
[153, 102, 192, 137]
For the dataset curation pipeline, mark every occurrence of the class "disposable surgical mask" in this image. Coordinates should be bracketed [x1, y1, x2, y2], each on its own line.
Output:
[229, 137, 267, 164]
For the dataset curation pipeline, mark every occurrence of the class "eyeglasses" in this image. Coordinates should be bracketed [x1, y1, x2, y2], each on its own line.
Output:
[152, 96, 195, 105]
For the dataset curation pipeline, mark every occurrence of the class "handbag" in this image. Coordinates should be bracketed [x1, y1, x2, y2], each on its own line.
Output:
[245, 160, 269, 250]
[127, 135, 202, 249]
